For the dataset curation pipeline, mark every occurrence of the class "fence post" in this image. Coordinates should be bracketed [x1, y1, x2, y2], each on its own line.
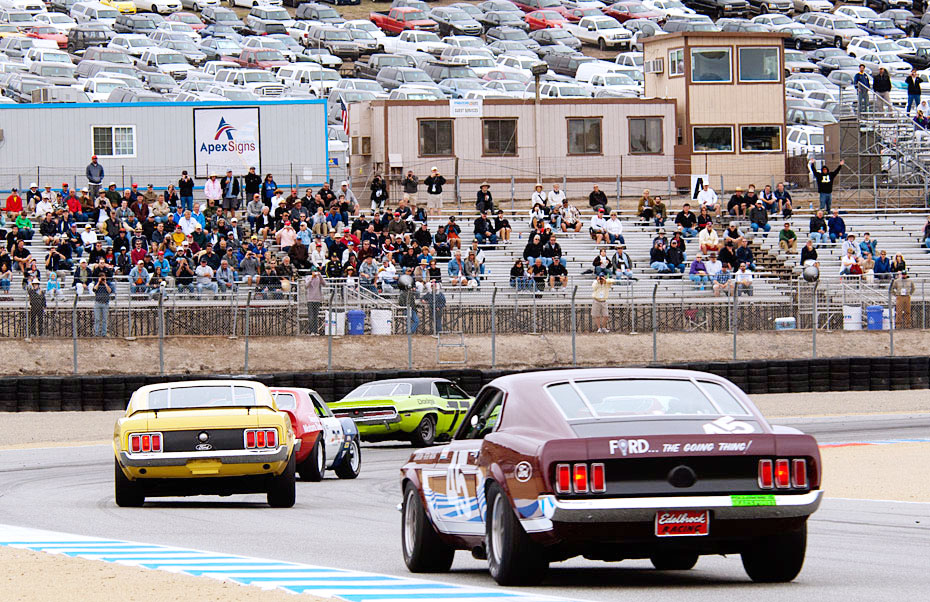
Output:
[230, 290, 237, 338]
[72, 293, 78, 375]
[812, 281, 818, 359]
[562, 174, 566, 197]
[491, 286, 497, 369]
[888, 285, 894, 357]
[616, 174, 621, 204]
[244, 291, 252, 375]
[572, 284, 578, 366]
[923, 279, 926, 330]
[126, 290, 134, 339]
[732, 285, 739, 361]
[510, 175, 515, 211]
[158, 284, 165, 376]
[651, 282, 658, 363]
[407, 306, 412, 369]
[667, 174, 672, 200]
[873, 174, 878, 211]
[327, 289, 335, 372]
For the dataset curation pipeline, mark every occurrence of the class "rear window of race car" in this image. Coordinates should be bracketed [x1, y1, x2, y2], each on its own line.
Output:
[546, 379, 753, 423]
[147, 385, 258, 410]
[343, 382, 413, 399]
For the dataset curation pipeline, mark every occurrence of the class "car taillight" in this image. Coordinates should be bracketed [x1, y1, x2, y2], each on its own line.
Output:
[244, 429, 277, 449]
[572, 464, 588, 493]
[129, 432, 162, 453]
[775, 459, 791, 488]
[792, 459, 807, 488]
[758, 459, 773, 488]
[590, 463, 606, 493]
[555, 463, 571, 493]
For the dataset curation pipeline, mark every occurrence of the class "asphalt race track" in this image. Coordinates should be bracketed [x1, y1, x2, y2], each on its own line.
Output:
[1, 414, 928, 602]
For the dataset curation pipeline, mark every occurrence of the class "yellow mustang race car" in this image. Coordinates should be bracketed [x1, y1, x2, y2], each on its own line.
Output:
[113, 380, 297, 508]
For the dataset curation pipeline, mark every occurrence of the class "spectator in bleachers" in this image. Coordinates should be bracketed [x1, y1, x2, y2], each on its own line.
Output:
[713, 263, 733, 297]
[474, 211, 497, 245]
[547, 183, 566, 209]
[463, 251, 481, 288]
[892, 253, 907, 274]
[774, 183, 793, 217]
[778, 222, 798, 253]
[589, 208, 608, 243]
[727, 187, 748, 216]
[841, 234, 860, 258]
[719, 239, 738, 271]
[735, 263, 753, 296]
[547, 256, 568, 289]
[637, 189, 655, 223]
[12, 240, 31, 272]
[476, 182, 493, 213]
[509, 259, 529, 289]
[447, 250, 466, 287]
[591, 273, 613, 333]
[611, 244, 634, 280]
[559, 199, 582, 233]
[531, 183, 546, 208]
[827, 209, 846, 243]
[523, 234, 545, 267]
[724, 222, 744, 242]
[698, 222, 719, 255]
[174, 257, 195, 294]
[593, 248, 612, 277]
[840, 247, 859, 276]
[4, 188, 22, 215]
[688, 254, 710, 290]
[73, 259, 92, 295]
[530, 202, 546, 231]
[35, 194, 54, 220]
[705, 252, 722, 277]
[759, 184, 775, 213]
[859, 233, 877, 257]
[589, 184, 608, 213]
[666, 238, 685, 273]
[528, 258, 548, 292]
[39, 213, 57, 246]
[809, 210, 828, 246]
[697, 182, 720, 213]
[653, 196, 668, 227]
[45, 271, 62, 302]
[25, 184, 40, 211]
[749, 200, 770, 237]
[810, 158, 844, 212]
[494, 209, 511, 242]
[650, 239, 672, 274]
[128, 261, 150, 294]
[736, 238, 756, 271]
[923, 216, 930, 250]
[0, 248, 11, 292]
[859, 252, 875, 284]
[195, 258, 218, 298]
[696, 205, 714, 230]
[674, 203, 698, 238]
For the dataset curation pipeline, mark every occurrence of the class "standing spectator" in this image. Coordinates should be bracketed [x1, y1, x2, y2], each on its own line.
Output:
[588, 184, 608, 213]
[424, 167, 445, 215]
[178, 170, 195, 212]
[749, 200, 770, 237]
[779, 222, 797, 253]
[422, 281, 446, 332]
[591, 273, 613, 333]
[261, 174, 277, 207]
[27, 278, 45, 337]
[399, 279, 419, 334]
[340, 181, 359, 216]
[303, 267, 325, 334]
[873, 67, 892, 112]
[0, 247, 11, 292]
[810, 158, 844, 212]
[713, 263, 733, 297]
[891, 271, 915, 328]
[735, 263, 753, 295]
[922, 215, 930, 250]
[220, 169, 240, 218]
[689, 254, 710, 290]
[698, 222, 719, 255]
[696, 182, 719, 213]
[370, 173, 388, 211]
[854, 64, 871, 114]
[476, 182, 493, 213]
[244, 167, 261, 202]
[92, 273, 112, 336]
[402, 170, 419, 206]
[203, 173, 222, 206]
[85, 155, 104, 199]
[906, 68, 922, 114]
[809, 210, 828, 246]
[674, 203, 698, 238]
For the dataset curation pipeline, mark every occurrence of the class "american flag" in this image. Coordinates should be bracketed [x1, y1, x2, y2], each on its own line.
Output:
[340, 99, 349, 137]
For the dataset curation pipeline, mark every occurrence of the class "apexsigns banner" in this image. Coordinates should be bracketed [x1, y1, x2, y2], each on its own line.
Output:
[193, 107, 260, 177]
[449, 99, 482, 118]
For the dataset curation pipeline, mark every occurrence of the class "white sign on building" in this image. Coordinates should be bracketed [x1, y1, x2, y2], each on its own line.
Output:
[193, 107, 261, 177]
[450, 99, 482, 118]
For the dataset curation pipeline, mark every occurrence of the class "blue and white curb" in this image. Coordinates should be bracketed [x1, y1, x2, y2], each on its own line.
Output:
[0, 525, 578, 602]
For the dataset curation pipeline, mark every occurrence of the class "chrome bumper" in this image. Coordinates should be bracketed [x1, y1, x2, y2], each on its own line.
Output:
[118, 446, 290, 468]
[538, 490, 822, 523]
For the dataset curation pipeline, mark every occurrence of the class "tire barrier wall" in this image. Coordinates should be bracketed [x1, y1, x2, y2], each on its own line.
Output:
[1, 356, 928, 412]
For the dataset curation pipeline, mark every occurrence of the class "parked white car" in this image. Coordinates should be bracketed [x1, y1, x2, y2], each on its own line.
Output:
[70, 2, 119, 26]
[787, 125, 824, 158]
[276, 63, 340, 96]
[564, 16, 632, 51]
[82, 76, 128, 102]
[33, 11, 77, 30]
[229, 0, 281, 7]
[130, 0, 181, 14]
[642, 0, 695, 19]
[109, 33, 157, 57]
[381, 30, 449, 55]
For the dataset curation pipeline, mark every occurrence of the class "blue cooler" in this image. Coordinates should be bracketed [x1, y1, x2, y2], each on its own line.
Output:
[866, 305, 883, 330]
[347, 309, 365, 335]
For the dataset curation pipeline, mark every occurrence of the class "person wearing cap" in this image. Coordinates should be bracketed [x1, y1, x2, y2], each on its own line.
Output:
[589, 208, 608, 243]
[712, 262, 734, 297]
[588, 184, 609, 213]
[559, 198, 581, 233]
[666, 236, 686, 273]
[473, 211, 497, 245]
[402, 170, 419, 205]
[215, 259, 237, 294]
[339, 180, 358, 214]
[138, 183, 155, 205]
[891, 270, 915, 327]
[25, 182, 40, 211]
[130, 192, 149, 224]
[91, 266, 113, 337]
[476, 182, 494, 214]
[34, 192, 54, 220]
[530, 183, 546, 209]
[650, 238, 672, 273]
[423, 167, 445, 216]
[727, 186, 747, 216]
[85, 155, 104, 199]
[194, 256, 218, 298]
[4, 187, 22, 215]
[698, 222, 720, 255]
[748, 199, 770, 237]
[591, 272, 614, 333]
[610, 244, 634, 280]
[697, 181, 720, 214]
[245, 192, 264, 233]
[220, 169, 240, 217]
[150, 193, 170, 225]
[127, 260, 150, 295]
[276, 220, 297, 252]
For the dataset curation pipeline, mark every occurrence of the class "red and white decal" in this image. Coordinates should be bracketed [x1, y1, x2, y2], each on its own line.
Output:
[655, 511, 710, 537]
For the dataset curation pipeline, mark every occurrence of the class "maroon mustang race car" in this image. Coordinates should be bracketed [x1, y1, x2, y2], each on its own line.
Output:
[400, 368, 822, 585]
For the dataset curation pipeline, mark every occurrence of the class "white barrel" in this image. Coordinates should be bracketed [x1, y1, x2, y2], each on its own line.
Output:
[774, 317, 796, 330]
[882, 308, 895, 330]
[842, 305, 862, 331]
[370, 309, 393, 335]
[325, 311, 345, 336]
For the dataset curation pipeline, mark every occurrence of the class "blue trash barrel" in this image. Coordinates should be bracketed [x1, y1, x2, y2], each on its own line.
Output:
[866, 305, 883, 330]
[347, 309, 365, 335]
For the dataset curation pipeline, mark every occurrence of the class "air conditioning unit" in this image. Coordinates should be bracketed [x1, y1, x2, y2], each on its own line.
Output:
[644, 58, 664, 74]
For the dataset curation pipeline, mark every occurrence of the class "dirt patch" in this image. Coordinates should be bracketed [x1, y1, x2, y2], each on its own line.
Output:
[0, 545, 330, 602]
[751, 390, 930, 418]
[0, 411, 122, 448]
[4, 330, 930, 375]
[820, 442, 930, 503]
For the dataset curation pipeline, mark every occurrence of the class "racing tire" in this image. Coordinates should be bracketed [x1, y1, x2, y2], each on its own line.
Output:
[267, 453, 296, 508]
[298, 438, 326, 482]
[114, 460, 144, 508]
[411, 415, 436, 447]
[401, 483, 455, 572]
[486, 481, 548, 586]
[650, 552, 699, 570]
[334, 438, 361, 479]
[741, 525, 806, 583]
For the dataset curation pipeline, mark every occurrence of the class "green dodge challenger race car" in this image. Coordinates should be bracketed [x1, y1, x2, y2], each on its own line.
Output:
[327, 378, 473, 446]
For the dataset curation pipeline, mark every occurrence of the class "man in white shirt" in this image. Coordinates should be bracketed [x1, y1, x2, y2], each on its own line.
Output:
[705, 252, 722, 276]
[340, 181, 359, 214]
[698, 222, 720, 254]
[80, 224, 98, 249]
[35, 193, 54, 219]
[547, 183, 566, 208]
[735, 263, 753, 295]
[178, 210, 198, 236]
[605, 211, 624, 244]
[377, 258, 397, 291]
[203, 173, 222, 204]
[589, 208, 608, 243]
[697, 183, 720, 213]
[195, 258, 218, 297]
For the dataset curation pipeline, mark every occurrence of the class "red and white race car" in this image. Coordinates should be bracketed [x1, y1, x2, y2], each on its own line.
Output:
[400, 368, 822, 585]
[271, 387, 361, 481]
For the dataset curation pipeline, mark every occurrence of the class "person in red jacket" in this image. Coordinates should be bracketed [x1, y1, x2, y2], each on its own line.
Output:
[129, 238, 147, 265]
[5, 188, 23, 214]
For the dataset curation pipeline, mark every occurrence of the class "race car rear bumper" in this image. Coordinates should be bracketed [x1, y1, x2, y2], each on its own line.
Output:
[538, 490, 822, 523]
[118, 446, 290, 467]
